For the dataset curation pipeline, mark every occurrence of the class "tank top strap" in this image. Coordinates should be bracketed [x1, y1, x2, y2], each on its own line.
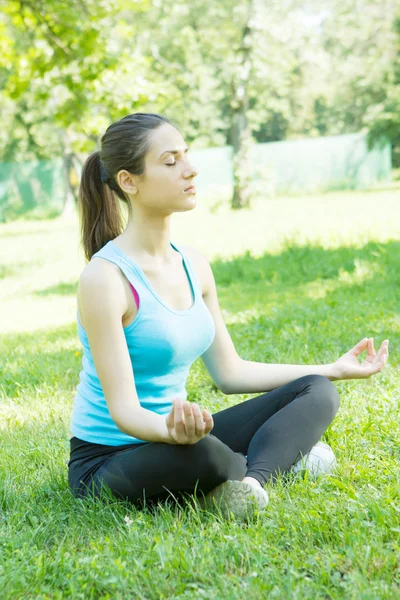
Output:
[91, 241, 152, 299]
[170, 242, 201, 298]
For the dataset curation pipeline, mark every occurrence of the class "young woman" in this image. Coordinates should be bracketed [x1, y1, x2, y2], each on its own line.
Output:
[68, 112, 389, 520]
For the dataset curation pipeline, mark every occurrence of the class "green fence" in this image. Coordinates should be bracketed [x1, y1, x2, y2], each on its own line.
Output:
[0, 157, 67, 222]
[191, 132, 392, 195]
[0, 132, 391, 222]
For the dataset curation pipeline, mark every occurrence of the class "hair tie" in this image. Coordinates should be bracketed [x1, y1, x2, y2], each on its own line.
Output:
[99, 158, 110, 184]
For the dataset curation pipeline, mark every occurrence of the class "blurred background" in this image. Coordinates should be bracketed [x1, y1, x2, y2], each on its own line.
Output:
[0, 0, 399, 222]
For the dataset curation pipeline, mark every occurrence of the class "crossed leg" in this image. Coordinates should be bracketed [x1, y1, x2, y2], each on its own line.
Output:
[72, 374, 339, 507]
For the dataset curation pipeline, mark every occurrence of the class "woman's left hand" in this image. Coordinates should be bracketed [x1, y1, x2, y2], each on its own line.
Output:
[333, 338, 389, 380]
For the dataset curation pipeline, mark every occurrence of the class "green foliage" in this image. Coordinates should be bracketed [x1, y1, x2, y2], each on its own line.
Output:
[319, 0, 400, 165]
[363, 3, 400, 151]
[1, 0, 400, 165]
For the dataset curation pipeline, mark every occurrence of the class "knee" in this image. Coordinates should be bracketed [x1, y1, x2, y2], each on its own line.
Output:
[190, 435, 234, 482]
[307, 374, 340, 417]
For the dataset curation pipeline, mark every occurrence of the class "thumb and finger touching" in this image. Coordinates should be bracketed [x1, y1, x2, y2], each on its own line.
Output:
[351, 337, 389, 359]
[359, 338, 389, 374]
[168, 398, 213, 436]
[338, 338, 389, 379]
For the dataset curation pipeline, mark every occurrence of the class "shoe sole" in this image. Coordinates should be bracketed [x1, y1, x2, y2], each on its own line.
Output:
[197, 480, 269, 521]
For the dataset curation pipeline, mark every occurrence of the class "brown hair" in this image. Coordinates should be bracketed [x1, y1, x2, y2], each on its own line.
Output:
[78, 112, 175, 261]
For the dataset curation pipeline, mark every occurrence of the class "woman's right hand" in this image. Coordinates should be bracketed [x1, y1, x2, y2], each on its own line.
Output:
[165, 398, 214, 445]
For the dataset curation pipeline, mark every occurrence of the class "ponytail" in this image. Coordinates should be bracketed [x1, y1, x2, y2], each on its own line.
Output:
[77, 112, 175, 262]
[78, 150, 128, 262]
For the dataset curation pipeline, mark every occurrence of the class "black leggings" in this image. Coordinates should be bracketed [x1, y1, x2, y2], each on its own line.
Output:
[68, 374, 340, 508]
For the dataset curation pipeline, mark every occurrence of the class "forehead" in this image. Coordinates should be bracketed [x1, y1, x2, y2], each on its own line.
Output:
[147, 123, 185, 158]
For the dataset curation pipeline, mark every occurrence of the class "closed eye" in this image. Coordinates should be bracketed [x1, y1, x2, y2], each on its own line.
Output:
[165, 149, 189, 167]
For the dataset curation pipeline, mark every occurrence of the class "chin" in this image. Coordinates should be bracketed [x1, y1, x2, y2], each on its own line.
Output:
[179, 194, 197, 211]
[177, 200, 196, 213]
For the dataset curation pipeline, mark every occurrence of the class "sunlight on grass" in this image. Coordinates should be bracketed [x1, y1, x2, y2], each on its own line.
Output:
[223, 307, 264, 325]
[337, 259, 384, 284]
[0, 187, 399, 598]
[302, 280, 337, 300]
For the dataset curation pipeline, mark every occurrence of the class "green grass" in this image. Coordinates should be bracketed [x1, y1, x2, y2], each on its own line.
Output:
[0, 186, 399, 599]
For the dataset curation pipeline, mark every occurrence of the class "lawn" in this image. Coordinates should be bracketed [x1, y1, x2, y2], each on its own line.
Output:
[0, 185, 399, 598]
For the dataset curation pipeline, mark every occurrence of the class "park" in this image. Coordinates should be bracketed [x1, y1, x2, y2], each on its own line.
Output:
[0, 1, 399, 598]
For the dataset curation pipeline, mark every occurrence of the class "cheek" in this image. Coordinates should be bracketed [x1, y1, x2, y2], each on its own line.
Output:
[154, 166, 174, 183]
[158, 168, 179, 190]
[143, 169, 164, 189]
[144, 166, 179, 197]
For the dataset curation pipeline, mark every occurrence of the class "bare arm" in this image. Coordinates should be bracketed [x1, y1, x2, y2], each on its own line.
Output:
[79, 262, 172, 443]
[223, 337, 389, 394]
[223, 359, 338, 395]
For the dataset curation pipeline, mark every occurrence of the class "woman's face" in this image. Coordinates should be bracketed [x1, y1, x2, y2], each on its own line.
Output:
[120, 122, 199, 215]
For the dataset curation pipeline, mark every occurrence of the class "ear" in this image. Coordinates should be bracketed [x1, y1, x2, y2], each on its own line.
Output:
[117, 169, 138, 194]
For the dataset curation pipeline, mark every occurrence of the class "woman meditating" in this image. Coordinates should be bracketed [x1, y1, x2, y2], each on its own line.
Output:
[68, 112, 389, 520]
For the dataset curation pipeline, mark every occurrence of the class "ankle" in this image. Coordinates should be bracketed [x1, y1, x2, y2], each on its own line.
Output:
[241, 476, 262, 489]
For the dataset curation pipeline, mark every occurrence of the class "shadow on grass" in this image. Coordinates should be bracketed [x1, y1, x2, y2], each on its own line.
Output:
[29, 238, 400, 294]
[210, 239, 400, 289]
[1, 239, 398, 399]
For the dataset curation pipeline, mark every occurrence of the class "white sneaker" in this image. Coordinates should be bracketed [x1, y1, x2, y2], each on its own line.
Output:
[198, 480, 269, 522]
[290, 441, 337, 477]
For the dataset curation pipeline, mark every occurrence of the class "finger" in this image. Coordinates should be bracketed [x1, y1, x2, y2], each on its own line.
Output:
[380, 344, 389, 362]
[171, 397, 181, 419]
[378, 339, 389, 355]
[370, 347, 389, 372]
[174, 399, 186, 437]
[369, 338, 376, 357]
[364, 338, 377, 364]
[165, 407, 173, 428]
[384, 340, 389, 359]
[202, 409, 214, 433]
[166, 399, 178, 427]
[192, 404, 205, 437]
[375, 350, 387, 369]
[350, 338, 369, 356]
[183, 401, 196, 437]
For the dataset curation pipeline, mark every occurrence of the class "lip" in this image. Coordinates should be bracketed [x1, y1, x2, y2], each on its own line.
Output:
[184, 186, 196, 193]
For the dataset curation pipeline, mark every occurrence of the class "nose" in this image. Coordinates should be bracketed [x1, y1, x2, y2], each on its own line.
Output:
[184, 158, 198, 178]
[185, 167, 198, 180]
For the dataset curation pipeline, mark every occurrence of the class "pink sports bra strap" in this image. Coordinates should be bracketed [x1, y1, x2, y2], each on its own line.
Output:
[129, 282, 140, 309]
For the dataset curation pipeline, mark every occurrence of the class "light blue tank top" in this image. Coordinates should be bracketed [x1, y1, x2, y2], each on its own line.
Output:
[70, 240, 216, 446]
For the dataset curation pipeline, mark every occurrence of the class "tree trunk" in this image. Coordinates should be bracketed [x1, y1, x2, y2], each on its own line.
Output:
[230, 1, 258, 209]
[231, 111, 252, 209]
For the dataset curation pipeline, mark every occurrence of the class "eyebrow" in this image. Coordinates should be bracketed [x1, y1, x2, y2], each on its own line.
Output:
[160, 147, 189, 158]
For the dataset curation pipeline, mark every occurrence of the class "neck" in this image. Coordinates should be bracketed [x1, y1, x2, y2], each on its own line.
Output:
[117, 215, 175, 264]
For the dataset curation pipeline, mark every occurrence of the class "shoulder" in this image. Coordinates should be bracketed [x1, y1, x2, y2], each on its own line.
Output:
[78, 258, 128, 327]
[179, 245, 212, 296]
[80, 255, 122, 286]
[78, 257, 127, 304]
